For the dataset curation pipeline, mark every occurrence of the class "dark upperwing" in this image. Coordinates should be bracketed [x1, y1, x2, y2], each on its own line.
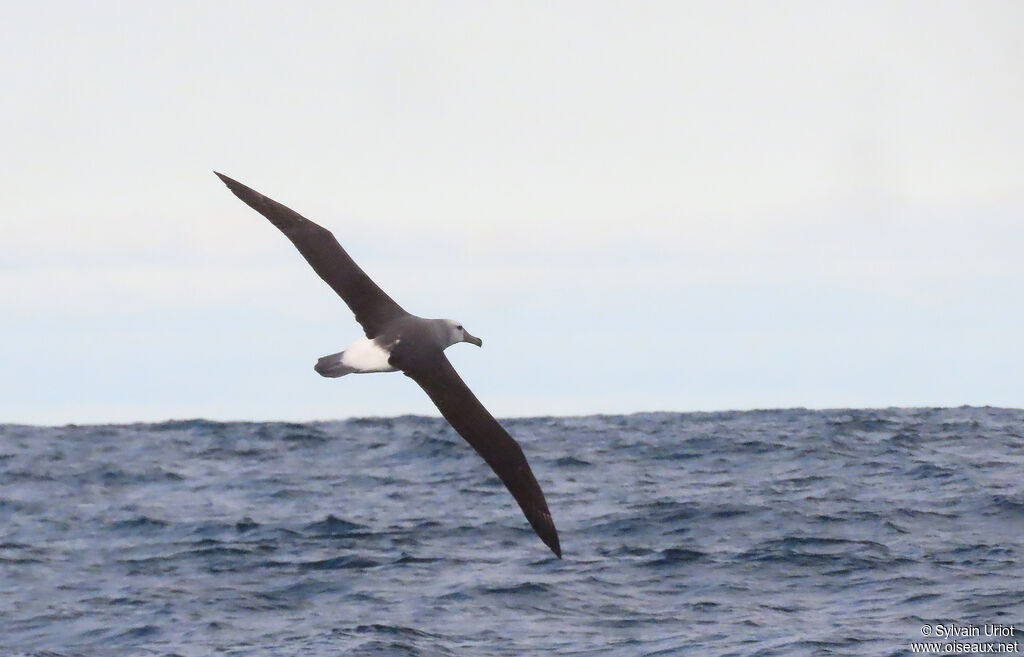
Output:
[216, 172, 561, 557]
[392, 344, 562, 558]
[214, 172, 408, 338]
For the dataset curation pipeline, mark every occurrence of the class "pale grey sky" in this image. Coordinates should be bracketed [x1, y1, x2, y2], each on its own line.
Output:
[2, 1, 1022, 423]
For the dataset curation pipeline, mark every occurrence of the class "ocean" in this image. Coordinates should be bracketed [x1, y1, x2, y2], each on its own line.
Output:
[2, 407, 1022, 656]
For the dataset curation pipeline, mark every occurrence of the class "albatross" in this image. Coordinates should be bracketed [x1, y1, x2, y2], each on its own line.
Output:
[215, 173, 561, 558]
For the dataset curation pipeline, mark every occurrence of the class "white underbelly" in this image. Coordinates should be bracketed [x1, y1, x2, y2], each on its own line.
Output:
[341, 337, 398, 373]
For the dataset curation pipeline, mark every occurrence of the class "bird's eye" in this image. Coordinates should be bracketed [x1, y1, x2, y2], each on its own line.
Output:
[457, 325, 463, 331]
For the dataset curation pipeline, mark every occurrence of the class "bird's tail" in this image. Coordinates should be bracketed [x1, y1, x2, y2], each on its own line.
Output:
[314, 351, 355, 378]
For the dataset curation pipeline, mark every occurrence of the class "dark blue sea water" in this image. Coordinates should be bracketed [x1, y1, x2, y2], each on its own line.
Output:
[2, 408, 1022, 656]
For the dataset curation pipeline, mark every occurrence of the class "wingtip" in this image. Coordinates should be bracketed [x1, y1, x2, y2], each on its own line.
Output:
[213, 171, 237, 189]
[536, 512, 562, 558]
[548, 531, 562, 558]
[213, 172, 262, 208]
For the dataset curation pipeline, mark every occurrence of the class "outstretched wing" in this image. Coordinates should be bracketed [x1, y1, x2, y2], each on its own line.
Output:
[394, 346, 561, 558]
[215, 172, 408, 338]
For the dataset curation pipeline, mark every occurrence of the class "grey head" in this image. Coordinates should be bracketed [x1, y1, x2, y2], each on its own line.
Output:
[431, 318, 483, 349]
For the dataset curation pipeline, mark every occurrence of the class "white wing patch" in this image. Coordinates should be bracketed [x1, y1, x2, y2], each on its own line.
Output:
[340, 337, 398, 373]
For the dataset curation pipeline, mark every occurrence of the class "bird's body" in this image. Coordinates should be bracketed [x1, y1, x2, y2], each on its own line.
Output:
[215, 172, 561, 558]
[314, 317, 479, 378]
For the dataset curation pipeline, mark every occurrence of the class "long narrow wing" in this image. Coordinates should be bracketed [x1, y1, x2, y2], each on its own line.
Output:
[395, 347, 561, 558]
[215, 172, 408, 338]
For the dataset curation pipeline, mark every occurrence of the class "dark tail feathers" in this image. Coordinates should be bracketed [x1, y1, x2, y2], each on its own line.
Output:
[314, 351, 355, 378]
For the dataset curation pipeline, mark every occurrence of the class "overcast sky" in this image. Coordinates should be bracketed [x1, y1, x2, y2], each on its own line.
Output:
[2, 1, 1022, 424]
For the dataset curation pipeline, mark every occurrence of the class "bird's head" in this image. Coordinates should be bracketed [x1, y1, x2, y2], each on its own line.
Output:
[442, 319, 483, 348]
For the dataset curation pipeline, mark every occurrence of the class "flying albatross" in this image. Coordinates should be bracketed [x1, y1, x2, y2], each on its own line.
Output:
[215, 172, 561, 558]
